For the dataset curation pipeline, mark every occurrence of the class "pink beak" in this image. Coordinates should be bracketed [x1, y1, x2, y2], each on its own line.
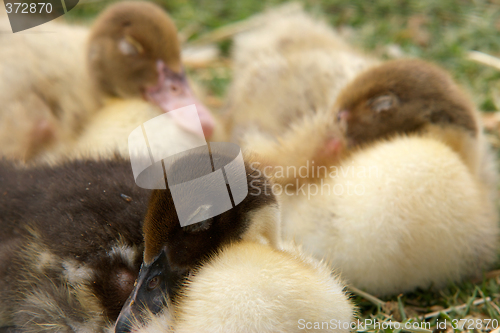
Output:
[337, 110, 350, 122]
[145, 61, 215, 139]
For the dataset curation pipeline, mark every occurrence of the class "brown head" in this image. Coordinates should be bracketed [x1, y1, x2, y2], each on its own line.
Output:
[334, 59, 478, 147]
[114, 147, 280, 333]
[88, 1, 214, 138]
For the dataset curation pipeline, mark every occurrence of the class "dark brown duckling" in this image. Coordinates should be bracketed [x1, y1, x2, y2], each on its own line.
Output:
[113, 145, 280, 332]
[113, 147, 353, 333]
[0, 157, 150, 332]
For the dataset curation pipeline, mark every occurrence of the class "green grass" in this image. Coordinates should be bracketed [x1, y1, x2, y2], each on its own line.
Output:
[66, 0, 500, 331]
[350, 275, 500, 332]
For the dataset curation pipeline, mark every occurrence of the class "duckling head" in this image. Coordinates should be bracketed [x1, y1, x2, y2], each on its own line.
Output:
[114, 148, 280, 332]
[88, 1, 214, 138]
[334, 59, 477, 147]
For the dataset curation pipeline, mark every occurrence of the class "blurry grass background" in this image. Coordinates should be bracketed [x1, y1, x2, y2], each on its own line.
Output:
[66, 0, 500, 331]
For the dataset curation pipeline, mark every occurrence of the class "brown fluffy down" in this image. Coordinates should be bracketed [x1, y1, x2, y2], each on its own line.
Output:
[0, 157, 150, 332]
[334, 58, 498, 199]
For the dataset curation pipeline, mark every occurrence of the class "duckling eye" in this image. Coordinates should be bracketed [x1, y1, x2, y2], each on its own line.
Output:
[183, 218, 213, 234]
[183, 205, 213, 232]
[368, 94, 398, 113]
[148, 276, 160, 290]
[169, 82, 182, 95]
[118, 36, 144, 56]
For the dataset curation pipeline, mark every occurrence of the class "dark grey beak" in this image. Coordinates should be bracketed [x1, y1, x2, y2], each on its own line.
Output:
[114, 249, 185, 333]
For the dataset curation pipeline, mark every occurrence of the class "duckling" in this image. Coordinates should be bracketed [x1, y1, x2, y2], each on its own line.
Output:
[0, 148, 281, 332]
[129, 242, 354, 333]
[0, 19, 98, 161]
[41, 99, 207, 163]
[85, 1, 214, 140]
[251, 59, 496, 193]
[224, 8, 376, 142]
[0, 156, 150, 331]
[334, 59, 494, 185]
[279, 135, 499, 296]
[0, 1, 214, 162]
[112, 148, 353, 333]
[245, 58, 499, 295]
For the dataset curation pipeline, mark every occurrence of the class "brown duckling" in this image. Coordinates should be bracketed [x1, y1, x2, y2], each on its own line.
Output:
[85, 1, 214, 140]
[0, 1, 214, 162]
[334, 58, 496, 190]
[0, 156, 149, 332]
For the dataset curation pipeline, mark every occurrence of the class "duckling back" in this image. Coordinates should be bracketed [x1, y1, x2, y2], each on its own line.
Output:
[41, 99, 206, 163]
[281, 135, 499, 296]
[0, 21, 100, 161]
[225, 9, 376, 141]
[0, 157, 150, 331]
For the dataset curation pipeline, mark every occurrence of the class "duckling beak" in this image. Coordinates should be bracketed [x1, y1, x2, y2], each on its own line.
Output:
[114, 249, 185, 333]
[336, 110, 356, 146]
[145, 60, 215, 140]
